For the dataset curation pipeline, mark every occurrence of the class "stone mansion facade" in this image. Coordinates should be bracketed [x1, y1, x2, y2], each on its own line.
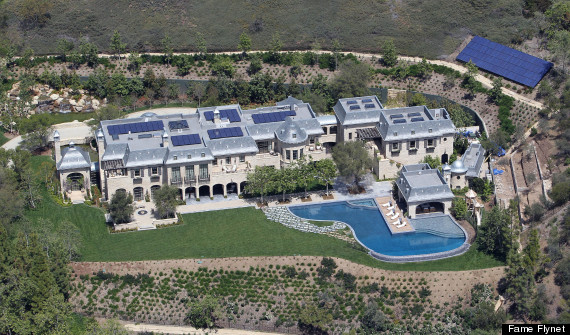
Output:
[54, 95, 460, 202]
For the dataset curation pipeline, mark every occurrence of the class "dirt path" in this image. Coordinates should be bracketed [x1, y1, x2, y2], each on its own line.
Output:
[118, 320, 285, 335]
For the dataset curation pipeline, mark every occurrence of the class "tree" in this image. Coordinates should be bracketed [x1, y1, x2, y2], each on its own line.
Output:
[461, 60, 480, 97]
[161, 35, 173, 66]
[316, 257, 337, 281]
[416, 57, 432, 79]
[524, 202, 545, 222]
[477, 206, 515, 261]
[381, 39, 398, 67]
[185, 295, 222, 330]
[330, 61, 371, 100]
[332, 141, 372, 189]
[332, 39, 341, 71]
[153, 185, 179, 219]
[275, 168, 297, 203]
[0, 167, 24, 226]
[110, 30, 127, 59]
[20, 169, 41, 209]
[237, 32, 252, 56]
[489, 77, 504, 104]
[422, 155, 441, 169]
[247, 54, 262, 75]
[79, 39, 99, 68]
[109, 190, 134, 224]
[294, 155, 315, 199]
[504, 243, 535, 318]
[56, 39, 74, 62]
[245, 166, 275, 204]
[409, 92, 427, 106]
[210, 58, 236, 78]
[360, 302, 390, 334]
[58, 220, 81, 261]
[451, 197, 469, 220]
[190, 82, 205, 107]
[68, 49, 82, 70]
[298, 304, 333, 335]
[314, 158, 337, 196]
[549, 30, 570, 73]
[195, 32, 207, 55]
[545, 1, 570, 34]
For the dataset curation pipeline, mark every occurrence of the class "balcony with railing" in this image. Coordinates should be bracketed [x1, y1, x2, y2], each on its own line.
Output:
[184, 176, 196, 185]
[198, 174, 210, 182]
[170, 178, 183, 186]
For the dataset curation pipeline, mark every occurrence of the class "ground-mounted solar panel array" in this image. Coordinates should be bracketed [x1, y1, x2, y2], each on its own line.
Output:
[171, 134, 201, 146]
[456, 36, 553, 87]
[107, 121, 163, 135]
[204, 109, 241, 122]
[251, 110, 296, 124]
[207, 127, 244, 139]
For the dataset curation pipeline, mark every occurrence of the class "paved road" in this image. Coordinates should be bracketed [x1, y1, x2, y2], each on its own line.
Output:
[2, 120, 93, 150]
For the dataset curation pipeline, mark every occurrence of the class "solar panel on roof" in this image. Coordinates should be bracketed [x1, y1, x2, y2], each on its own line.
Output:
[364, 103, 375, 109]
[108, 121, 164, 135]
[362, 98, 373, 103]
[204, 109, 241, 122]
[456, 36, 553, 87]
[349, 105, 361, 110]
[390, 114, 404, 119]
[207, 127, 243, 139]
[393, 119, 407, 124]
[408, 112, 422, 117]
[410, 117, 425, 122]
[346, 100, 357, 105]
[251, 111, 297, 124]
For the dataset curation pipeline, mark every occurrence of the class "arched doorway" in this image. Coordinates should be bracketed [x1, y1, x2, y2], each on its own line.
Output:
[198, 185, 210, 198]
[227, 182, 238, 195]
[415, 202, 445, 215]
[212, 184, 224, 196]
[441, 153, 449, 164]
[67, 173, 84, 191]
[240, 181, 248, 194]
[133, 187, 144, 201]
[185, 187, 196, 199]
[151, 185, 161, 199]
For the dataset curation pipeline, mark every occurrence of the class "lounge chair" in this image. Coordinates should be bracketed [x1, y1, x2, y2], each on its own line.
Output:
[391, 218, 401, 226]
[386, 205, 395, 211]
[381, 201, 391, 207]
[390, 212, 399, 220]
[386, 210, 394, 217]
[396, 221, 406, 228]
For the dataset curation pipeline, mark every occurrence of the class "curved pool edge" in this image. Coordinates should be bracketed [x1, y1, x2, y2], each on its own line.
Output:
[286, 201, 471, 263]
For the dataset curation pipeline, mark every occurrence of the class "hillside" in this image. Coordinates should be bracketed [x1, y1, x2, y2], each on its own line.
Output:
[1, 0, 533, 58]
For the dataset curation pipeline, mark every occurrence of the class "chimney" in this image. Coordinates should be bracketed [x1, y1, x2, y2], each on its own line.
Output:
[53, 130, 61, 163]
[162, 130, 169, 147]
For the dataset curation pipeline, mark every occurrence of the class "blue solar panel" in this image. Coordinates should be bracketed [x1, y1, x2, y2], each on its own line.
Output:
[456, 36, 553, 87]
[251, 110, 297, 124]
[408, 112, 422, 117]
[410, 117, 424, 122]
[362, 98, 373, 103]
[364, 103, 375, 109]
[346, 100, 357, 105]
[390, 114, 404, 119]
[171, 134, 202, 146]
[349, 105, 361, 110]
[393, 119, 407, 124]
[107, 121, 163, 135]
[207, 127, 244, 139]
[204, 109, 241, 122]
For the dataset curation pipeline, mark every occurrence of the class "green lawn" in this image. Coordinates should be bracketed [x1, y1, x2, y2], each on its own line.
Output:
[26, 156, 503, 271]
[0, 133, 8, 146]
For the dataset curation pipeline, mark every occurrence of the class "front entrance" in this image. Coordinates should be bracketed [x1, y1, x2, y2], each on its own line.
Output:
[67, 173, 84, 191]
[133, 187, 144, 201]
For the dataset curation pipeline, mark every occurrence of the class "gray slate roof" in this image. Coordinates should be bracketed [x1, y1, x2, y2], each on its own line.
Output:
[396, 164, 454, 203]
[461, 142, 485, 178]
[377, 106, 456, 142]
[276, 117, 308, 144]
[57, 145, 91, 170]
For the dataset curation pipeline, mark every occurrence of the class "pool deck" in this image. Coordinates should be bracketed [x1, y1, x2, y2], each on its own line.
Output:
[374, 197, 414, 234]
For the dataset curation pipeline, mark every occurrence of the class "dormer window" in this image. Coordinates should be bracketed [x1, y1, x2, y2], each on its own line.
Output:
[292, 133, 297, 139]
[173, 155, 177, 161]
[411, 130, 415, 135]
[201, 153, 205, 157]
[393, 132, 398, 136]
[187, 154, 192, 159]
[428, 128, 432, 133]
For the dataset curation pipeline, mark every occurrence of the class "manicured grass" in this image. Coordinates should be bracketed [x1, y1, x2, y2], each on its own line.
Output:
[26, 156, 503, 271]
[0, 133, 8, 146]
[309, 220, 334, 227]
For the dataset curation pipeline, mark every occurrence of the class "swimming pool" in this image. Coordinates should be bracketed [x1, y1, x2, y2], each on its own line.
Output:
[289, 200, 466, 258]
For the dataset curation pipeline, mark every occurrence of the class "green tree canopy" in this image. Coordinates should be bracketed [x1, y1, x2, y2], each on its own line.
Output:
[332, 141, 372, 188]
[382, 39, 398, 67]
[330, 61, 371, 100]
[477, 206, 515, 261]
[245, 166, 276, 204]
[153, 185, 179, 219]
[237, 32, 252, 55]
[109, 190, 134, 224]
[314, 158, 337, 196]
[110, 30, 127, 59]
[185, 295, 223, 330]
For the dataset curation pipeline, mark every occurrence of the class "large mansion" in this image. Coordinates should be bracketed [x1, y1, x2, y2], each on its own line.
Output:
[54, 95, 464, 202]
